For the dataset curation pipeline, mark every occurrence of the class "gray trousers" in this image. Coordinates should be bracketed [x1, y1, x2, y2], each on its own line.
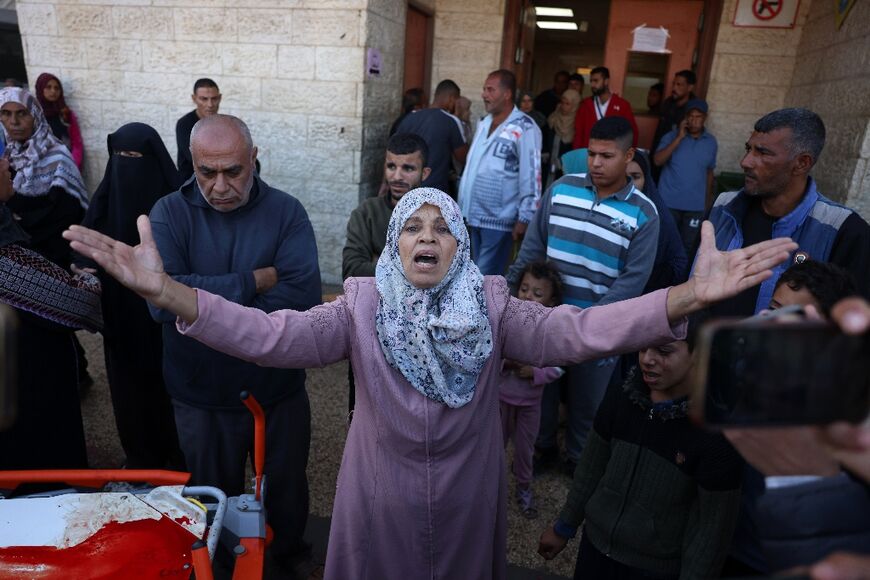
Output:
[172, 387, 311, 563]
[536, 357, 618, 463]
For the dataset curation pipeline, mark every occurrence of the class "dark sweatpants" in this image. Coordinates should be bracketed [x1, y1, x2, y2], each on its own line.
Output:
[574, 535, 678, 580]
[172, 387, 312, 563]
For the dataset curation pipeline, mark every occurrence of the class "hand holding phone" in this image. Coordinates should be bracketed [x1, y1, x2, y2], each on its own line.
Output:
[692, 311, 870, 427]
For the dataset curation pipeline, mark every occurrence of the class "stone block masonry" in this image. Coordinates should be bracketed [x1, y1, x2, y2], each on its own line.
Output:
[17, 0, 515, 281]
[17, 0, 381, 284]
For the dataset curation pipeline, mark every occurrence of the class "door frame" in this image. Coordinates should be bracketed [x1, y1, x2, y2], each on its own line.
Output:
[406, 0, 435, 98]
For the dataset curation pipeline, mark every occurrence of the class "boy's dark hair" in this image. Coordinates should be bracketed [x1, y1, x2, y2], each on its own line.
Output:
[568, 73, 585, 85]
[675, 69, 696, 85]
[387, 133, 429, 167]
[590, 117, 634, 151]
[519, 261, 564, 305]
[434, 79, 461, 98]
[649, 82, 664, 94]
[590, 66, 610, 79]
[774, 261, 857, 317]
[193, 78, 219, 92]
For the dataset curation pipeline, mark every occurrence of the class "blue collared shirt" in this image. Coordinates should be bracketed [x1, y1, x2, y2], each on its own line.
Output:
[656, 128, 718, 212]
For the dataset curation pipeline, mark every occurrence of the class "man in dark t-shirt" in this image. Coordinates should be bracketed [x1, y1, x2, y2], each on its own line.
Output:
[175, 78, 221, 181]
[397, 79, 468, 194]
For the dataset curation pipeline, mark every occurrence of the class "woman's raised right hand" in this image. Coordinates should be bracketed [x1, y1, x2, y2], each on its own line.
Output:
[64, 215, 169, 303]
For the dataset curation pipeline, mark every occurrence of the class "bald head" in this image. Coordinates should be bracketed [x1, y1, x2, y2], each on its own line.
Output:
[189, 114, 258, 212]
[190, 114, 253, 154]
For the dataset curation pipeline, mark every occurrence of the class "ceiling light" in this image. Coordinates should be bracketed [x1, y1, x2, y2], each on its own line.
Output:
[535, 7, 575, 17]
[537, 21, 579, 30]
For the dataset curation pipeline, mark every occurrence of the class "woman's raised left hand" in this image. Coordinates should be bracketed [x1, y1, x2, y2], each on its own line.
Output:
[666, 221, 797, 321]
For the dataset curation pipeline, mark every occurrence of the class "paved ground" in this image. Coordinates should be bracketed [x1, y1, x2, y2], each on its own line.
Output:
[78, 329, 576, 579]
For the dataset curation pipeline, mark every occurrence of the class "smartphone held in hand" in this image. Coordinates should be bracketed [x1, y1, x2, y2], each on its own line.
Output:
[692, 314, 870, 427]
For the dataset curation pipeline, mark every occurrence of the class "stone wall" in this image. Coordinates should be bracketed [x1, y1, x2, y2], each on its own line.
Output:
[784, 0, 870, 214]
[16, 0, 375, 284]
[705, 0, 811, 173]
[430, 0, 506, 120]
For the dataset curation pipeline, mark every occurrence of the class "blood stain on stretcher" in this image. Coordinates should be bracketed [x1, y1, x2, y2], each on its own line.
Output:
[0, 515, 197, 579]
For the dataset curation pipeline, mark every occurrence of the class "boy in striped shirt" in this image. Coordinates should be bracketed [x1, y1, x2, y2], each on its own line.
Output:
[508, 116, 659, 475]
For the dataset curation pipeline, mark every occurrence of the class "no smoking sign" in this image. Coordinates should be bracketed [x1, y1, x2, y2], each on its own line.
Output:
[734, 0, 799, 27]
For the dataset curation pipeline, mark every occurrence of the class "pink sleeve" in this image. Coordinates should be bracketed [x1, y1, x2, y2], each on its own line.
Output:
[531, 366, 564, 386]
[502, 288, 686, 368]
[68, 110, 84, 169]
[177, 289, 350, 369]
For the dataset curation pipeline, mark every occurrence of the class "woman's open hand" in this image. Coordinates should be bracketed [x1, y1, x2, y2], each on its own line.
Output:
[65, 215, 167, 301]
[666, 221, 797, 321]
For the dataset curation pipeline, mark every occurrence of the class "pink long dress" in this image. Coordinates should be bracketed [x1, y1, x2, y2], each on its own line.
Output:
[179, 277, 684, 579]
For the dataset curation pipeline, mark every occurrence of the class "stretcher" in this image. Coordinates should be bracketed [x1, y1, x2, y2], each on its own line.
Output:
[0, 392, 270, 580]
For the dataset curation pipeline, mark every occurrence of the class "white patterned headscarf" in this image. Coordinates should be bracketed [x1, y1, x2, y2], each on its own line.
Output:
[375, 188, 493, 408]
[0, 87, 88, 208]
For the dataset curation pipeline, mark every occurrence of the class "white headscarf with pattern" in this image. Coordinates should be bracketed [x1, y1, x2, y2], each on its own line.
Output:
[375, 188, 493, 408]
[0, 87, 88, 208]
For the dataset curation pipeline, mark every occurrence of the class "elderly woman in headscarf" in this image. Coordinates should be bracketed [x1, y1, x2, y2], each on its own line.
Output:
[543, 87, 581, 188]
[66, 188, 796, 579]
[0, 87, 88, 268]
[78, 123, 184, 470]
[0, 201, 101, 471]
[34, 73, 84, 171]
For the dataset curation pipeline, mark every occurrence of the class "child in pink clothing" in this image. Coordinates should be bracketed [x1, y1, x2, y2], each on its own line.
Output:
[500, 262, 565, 518]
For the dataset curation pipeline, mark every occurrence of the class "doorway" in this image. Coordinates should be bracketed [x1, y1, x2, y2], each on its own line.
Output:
[505, 0, 722, 147]
[0, 8, 27, 86]
[403, 2, 434, 102]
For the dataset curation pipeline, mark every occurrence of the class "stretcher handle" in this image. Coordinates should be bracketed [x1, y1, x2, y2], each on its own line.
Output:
[0, 469, 191, 491]
[240, 391, 265, 501]
[191, 540, 214, 580]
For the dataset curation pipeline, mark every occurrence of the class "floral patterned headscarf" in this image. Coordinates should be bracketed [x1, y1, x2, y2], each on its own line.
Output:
[0, 87, 88, 208]
[375, 188, 493, 408]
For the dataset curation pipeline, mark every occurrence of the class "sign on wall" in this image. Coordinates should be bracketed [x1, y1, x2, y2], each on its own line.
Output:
[835, 0, 857, 29]
[733, 0, 800, 28]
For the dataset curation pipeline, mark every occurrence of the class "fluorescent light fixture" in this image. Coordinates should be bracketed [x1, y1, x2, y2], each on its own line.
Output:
[535, 7, 575, 17]
[537, 21, 579, 30]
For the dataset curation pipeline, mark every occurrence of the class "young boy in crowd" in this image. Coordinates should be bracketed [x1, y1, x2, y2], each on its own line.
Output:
[768, 260, 857, 318]
[500, 262, 565, 518]
[538, 314, 744, 579]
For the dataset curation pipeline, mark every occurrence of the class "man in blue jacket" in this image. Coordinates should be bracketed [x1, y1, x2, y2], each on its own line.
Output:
[459, 69, 541, 275]
[700, 107, 870, 577]
[149, 114, 322, 577]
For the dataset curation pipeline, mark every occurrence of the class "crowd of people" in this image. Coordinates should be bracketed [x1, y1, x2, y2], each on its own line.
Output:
[1, 61, 869, 580]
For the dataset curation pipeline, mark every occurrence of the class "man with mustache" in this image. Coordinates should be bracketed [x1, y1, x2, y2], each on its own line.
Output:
[572, 66, 638, 150]
[149, 113, 323, 579]
[342, 133, 431, 279]
[342, 133, 431, 417]
[703, 107, 870, 577]
[705, 107, 870, 319]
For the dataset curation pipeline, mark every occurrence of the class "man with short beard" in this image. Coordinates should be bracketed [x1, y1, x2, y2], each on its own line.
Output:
[342, 133, 431, 279]
[341, 133, 431, 417]
[704, 107, 870, 320]
[459, 69, 542, 275]
[703, 112, 870, 578]
[572, 66, 638, 149]
[149, 114, 323, 579]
